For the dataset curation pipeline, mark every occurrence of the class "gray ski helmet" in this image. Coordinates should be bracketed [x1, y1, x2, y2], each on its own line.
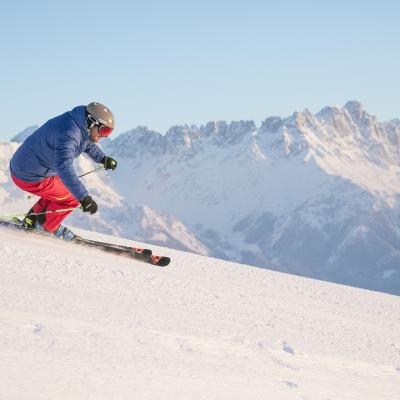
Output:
[86, 102, 115, 130]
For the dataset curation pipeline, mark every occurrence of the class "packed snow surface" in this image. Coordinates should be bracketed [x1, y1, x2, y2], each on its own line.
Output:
[0, 226, 399, 400]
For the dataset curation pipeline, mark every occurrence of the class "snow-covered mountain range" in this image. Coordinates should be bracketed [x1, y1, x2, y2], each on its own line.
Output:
[1, 101, 400, 295]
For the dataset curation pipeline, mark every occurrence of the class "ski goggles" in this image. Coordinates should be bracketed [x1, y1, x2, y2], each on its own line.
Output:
[87, 113, 113, 137]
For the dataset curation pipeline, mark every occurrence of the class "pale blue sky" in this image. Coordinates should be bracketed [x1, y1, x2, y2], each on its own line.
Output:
[1, 0, 399, 140]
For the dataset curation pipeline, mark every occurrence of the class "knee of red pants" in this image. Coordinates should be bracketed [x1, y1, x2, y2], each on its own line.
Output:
[58, 197, 80, 208]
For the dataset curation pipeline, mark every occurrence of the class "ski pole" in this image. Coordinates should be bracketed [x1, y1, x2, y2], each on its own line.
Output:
[0, 207, 81, 221]
[78, 165, 105, 178]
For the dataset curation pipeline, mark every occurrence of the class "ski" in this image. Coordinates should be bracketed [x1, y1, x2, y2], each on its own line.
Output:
[0, 219, 171, 267]
[73, 236, 153, 259]
[74, 236, 170, 267]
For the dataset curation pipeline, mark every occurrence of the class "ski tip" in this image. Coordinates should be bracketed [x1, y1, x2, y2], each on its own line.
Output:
[151, 256, 171, 267]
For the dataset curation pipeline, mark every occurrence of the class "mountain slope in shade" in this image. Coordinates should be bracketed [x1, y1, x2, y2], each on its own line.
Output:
[0, 225, 399, 400]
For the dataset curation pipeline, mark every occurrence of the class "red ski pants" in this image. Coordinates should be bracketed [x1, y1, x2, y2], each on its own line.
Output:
[11, 175, 80, 232]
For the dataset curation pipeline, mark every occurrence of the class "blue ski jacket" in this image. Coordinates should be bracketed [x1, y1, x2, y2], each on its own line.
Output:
[10, 105, 105, 201]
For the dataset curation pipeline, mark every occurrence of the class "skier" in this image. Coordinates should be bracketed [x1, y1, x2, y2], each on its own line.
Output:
[9, 102, 118, 241]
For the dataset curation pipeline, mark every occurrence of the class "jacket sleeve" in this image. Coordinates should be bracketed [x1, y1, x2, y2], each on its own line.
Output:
[84, 142, 106, 163]
[55, 131, 89, 201]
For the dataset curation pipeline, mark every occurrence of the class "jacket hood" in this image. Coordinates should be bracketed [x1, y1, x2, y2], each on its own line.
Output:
[69, 105, 90, 140]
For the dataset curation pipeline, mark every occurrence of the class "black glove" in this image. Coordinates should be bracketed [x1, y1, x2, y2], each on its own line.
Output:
[80, 195, 98, 214]
[102, 156, 118, 170]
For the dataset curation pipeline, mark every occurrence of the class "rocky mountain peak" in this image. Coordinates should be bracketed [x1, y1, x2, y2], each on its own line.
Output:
[259, 116, 282, 133]
[105, 126, 165, 158]
[344, 100, 364, 120]
[10, 125, 39, 143]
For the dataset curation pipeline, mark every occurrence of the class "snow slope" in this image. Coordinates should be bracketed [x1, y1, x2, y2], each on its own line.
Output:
[0, 226, 399, 400]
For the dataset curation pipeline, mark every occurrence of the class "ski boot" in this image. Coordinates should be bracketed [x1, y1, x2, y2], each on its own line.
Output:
[22, 208, 38, 230]
[53, 224, 76, 241]
[21, 215, 51, 237]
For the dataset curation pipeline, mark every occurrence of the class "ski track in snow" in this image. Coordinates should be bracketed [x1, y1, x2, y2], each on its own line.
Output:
[0, 226, 399, 400]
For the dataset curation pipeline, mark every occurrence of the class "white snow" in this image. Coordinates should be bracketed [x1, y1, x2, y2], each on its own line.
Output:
[0, 225, 399, 399]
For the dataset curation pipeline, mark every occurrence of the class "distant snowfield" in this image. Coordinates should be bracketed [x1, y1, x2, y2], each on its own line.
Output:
[0, 226, 399, 400]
